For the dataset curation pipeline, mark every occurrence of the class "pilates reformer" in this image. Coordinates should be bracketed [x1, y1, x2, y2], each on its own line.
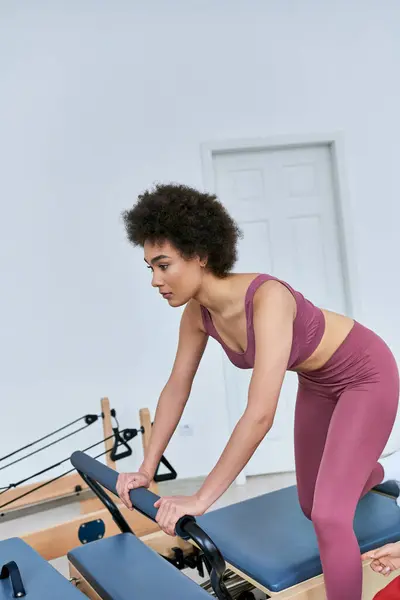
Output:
[2, 453, 399, 600]
[64, 451, 400, 600]
[0, 400, 176, 564]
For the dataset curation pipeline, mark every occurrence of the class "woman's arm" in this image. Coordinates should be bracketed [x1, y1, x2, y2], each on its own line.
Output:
[117, 300, 208, 510]
[196, 281, 295, 508]
[140, 300, 208, 479]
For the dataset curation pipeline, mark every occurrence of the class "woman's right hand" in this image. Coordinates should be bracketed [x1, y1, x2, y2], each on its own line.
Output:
[116, 471, 151, 510]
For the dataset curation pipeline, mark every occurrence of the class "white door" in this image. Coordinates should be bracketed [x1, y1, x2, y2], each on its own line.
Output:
[212, 144, 349, 475]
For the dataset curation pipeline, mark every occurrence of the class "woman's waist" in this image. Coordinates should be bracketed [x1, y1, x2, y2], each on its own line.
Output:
[292, 309, 354, 373]
[296, 318, 395, 386]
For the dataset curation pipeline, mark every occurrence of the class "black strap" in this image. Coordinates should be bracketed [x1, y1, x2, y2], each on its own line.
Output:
[0, 561, 26, 597]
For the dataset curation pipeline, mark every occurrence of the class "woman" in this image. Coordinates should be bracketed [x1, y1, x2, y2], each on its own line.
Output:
[117, 183, 399, 600]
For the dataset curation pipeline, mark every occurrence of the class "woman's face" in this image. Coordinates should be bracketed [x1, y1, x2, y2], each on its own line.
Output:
[144, 239, 206, 307]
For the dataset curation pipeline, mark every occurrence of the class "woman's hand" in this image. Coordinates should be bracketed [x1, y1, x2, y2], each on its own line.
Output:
[362, 543, 400, 576]
[116, 471, 151, 510]
[154, 494, 207, 536]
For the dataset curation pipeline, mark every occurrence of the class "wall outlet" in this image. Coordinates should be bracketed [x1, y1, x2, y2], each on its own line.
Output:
[179, 423, 194, 436]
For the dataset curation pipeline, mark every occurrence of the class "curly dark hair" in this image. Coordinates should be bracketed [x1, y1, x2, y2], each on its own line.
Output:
[122, 183, 242, 277]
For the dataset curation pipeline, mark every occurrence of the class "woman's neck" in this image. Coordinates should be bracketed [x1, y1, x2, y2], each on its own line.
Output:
[193, 272, 242, 317]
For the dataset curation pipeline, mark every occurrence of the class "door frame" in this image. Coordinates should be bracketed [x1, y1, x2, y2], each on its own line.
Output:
[200, 132, 359, 481]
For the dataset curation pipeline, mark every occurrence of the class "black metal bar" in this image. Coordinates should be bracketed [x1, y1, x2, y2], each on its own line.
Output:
[77, 471, 133, 534]
[184, 521, 232, 600]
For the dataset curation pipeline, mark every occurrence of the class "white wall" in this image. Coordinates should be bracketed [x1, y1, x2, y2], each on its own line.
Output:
[1, 0, 399, 485]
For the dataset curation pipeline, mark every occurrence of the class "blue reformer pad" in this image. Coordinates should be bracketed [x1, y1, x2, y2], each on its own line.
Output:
[68, 533, 210, 600]
[0, 537, 84, 599]
[197, 484, 400, 593]
[374, 480, 400, 498]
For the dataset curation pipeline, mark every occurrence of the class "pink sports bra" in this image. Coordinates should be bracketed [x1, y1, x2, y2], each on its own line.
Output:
[200, 274, 325, 370]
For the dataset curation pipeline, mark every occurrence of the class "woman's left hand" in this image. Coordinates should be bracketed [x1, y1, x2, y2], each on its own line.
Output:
[154, 494, 207, 536]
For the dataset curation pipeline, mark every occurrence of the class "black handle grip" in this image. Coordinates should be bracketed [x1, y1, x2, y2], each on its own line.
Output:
[0, 561, 26, 598]
[110, 428, 133, 462]
[154, 455, 177, 483]
[70, 451, 195, 538]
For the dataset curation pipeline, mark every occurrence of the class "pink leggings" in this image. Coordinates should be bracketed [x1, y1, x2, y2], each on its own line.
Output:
[295, 321, 399, 600]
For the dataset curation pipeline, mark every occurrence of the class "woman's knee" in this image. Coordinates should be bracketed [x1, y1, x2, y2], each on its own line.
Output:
[311, 502, 351, 535]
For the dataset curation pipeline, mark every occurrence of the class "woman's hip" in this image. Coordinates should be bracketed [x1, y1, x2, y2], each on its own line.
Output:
[297, 321, 399, 399]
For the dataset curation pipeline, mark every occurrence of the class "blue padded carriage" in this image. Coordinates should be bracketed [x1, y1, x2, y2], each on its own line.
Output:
[0, 538, 84, 600]
[374, 480, 400, 498]
[69, 533, 210, 600]
[198, 484, 400, 593]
